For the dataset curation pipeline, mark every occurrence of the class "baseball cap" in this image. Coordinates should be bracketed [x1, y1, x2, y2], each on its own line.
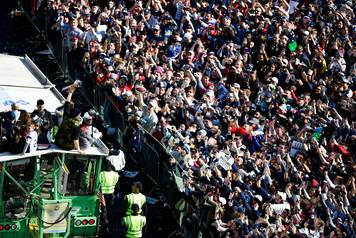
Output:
[218, 197, 227, 205]
[155, 66, 164, 75]
[234, 206, 245, 213]
[183, 33, 193, 40]
[206, 90, 214, 98]
[248, 118, 260, 125]
[341, 76, 351, 84]
[7, 111, 16, 121]
[198, 129, 207, 136]
[83, 112, 93, 120]
[91, 21, 99, 27]
[159, 81, 167, 88]
[281, 59, 288, 66]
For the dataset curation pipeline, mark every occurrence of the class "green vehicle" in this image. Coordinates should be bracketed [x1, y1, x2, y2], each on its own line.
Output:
[0, 146, 108, 238]
[0, 54, 109, 237]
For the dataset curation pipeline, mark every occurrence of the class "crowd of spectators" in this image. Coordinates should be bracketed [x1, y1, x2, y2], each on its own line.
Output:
[30, 0, 356, 237]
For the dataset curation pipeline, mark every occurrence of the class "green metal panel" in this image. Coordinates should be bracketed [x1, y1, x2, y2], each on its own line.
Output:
[0, 153, 103, 238]
[0, 162, 5, 218]
[66, 196, 99, 216]
[71, 225, 98, 237]
[39, 199, 72, 238]
[64, 191, 100, 237]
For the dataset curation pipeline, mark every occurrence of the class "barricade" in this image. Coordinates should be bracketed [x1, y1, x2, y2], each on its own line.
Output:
[50, 32, 68, 78]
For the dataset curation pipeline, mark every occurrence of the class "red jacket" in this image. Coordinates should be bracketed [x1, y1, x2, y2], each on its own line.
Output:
[328, 143, 351, 157]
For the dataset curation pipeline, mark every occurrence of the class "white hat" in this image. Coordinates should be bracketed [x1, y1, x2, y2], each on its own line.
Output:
[277, 191, 287, 201]
[183, 33, 193, 39]
[279, 104, 288, 113]
[110, 73, 119, 80]
[254, 195, 263, 203]
[207, 138, 217, 147]
[281, 59, 288, 66]
[123, 90, 133, 97]
[83, 112, 93, 120]
[218, 197, 227, 206]
[206, 90, 214, 98]
[148, 100, 158, 108]
[248, 118, 260, 125]
[198, 129, 207, 136]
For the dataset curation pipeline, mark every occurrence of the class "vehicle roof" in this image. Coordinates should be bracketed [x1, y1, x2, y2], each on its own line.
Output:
[0, 54, 109, 160]
[0, 54, 64, 112]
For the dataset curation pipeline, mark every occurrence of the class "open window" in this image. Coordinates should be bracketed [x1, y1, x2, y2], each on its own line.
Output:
[1, 158, 35, 219]
[58, 155, 98, 196]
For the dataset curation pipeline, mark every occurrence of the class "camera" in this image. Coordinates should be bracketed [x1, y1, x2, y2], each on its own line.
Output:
[32, 115, 44, 126]
[182, 65, 191, 71]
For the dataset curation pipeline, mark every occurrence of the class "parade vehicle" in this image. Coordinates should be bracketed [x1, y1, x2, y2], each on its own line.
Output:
[0, 54, 109, 238]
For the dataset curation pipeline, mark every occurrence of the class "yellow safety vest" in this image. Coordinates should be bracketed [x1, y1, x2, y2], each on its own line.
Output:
[124, 215, 146, 238]
[125, 193, 146, 216]
[100, 171, 119, 194]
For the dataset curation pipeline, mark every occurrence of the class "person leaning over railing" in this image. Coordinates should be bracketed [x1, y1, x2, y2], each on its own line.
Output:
[78, 112, 103, 150]
[55, 85, 85, 154]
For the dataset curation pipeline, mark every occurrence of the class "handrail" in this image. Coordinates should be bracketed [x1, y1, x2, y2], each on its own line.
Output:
[137, 124, 167, 150]
[23, 55, 55, 89]
[136, 124, 185, 175]
[97, 87, 186, 181]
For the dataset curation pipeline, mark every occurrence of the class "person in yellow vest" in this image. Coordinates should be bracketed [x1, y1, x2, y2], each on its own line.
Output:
[123, 182, 146, 216]
[99, 160, 119, 233]
[123, 203, 146, 238]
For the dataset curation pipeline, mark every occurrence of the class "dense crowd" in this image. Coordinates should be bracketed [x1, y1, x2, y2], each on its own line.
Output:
[30, 0, 356, 237]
